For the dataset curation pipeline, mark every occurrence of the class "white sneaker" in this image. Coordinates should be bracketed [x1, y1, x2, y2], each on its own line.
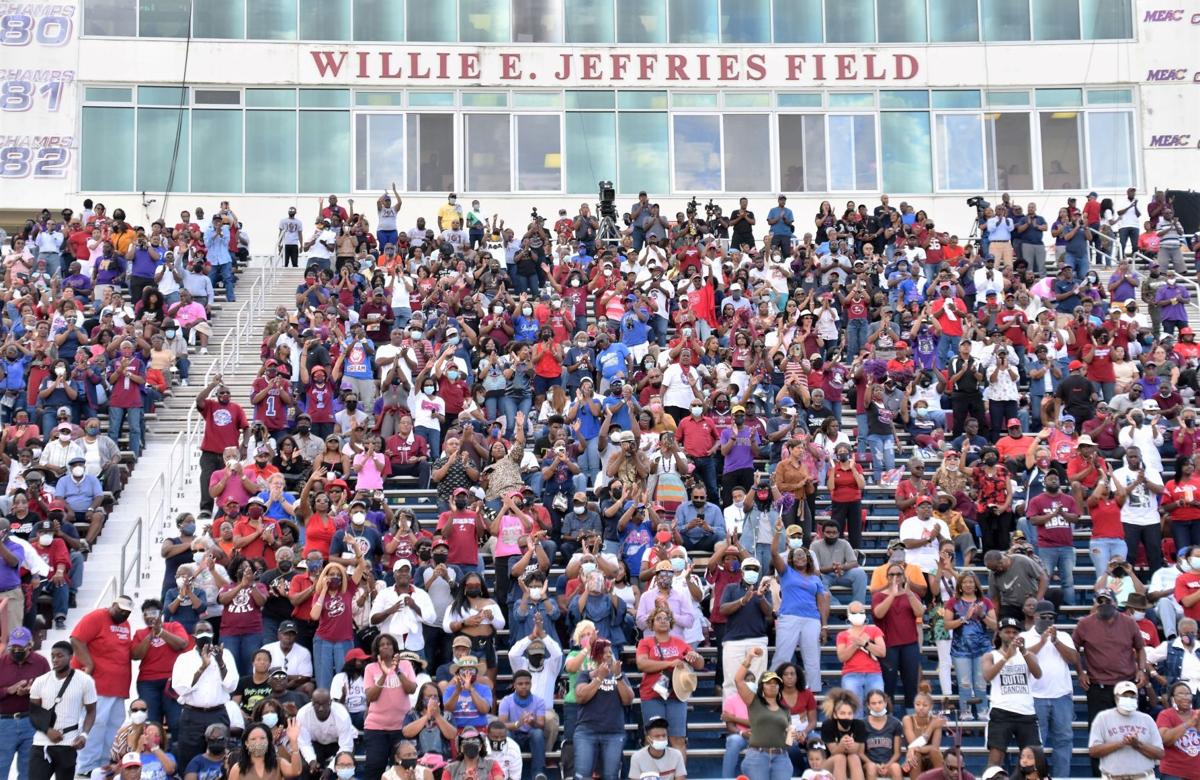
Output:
[199, 347, 208, 355]
[179, 379, 189, 387]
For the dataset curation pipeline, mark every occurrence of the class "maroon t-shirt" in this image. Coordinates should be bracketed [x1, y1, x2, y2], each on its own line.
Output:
[315, 582, 357, 642]
[219, 582, 268, 637]
[1026, 492, 1079, 548]
[107, 357, 146, 409]
[200, 399, 249, 454]
[870, 589, 920, 646]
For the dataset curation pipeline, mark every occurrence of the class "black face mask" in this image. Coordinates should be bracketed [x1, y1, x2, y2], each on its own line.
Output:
[9, 649, 27, 662]
[194, 635, 213, 650]
[297, 425, 311, 434]
[417, 548, 432, 562]
[277, 560, 293, 573]
[207, 740, 227, 756]
[983, 455, 998, 466]
[461, 742, 481, 759]
[432, 552, 448, 565]
[346, 401, 358, 411]
[465, 586, 482, 597]
[454, 497, 468, 510]
[489, 739, 505, 752]
[399, 758, 418, 770]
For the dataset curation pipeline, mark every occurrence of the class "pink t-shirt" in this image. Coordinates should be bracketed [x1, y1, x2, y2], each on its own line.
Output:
[721, 693, 749, 735]
[493, 514, 527, 558]
[352, 451, 387, 490]
[363, 660, 416, 730]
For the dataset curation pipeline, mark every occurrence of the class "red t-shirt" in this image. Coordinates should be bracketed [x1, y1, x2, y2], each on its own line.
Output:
[846, 297, 869, 320]
[316, 582, 357, 642]
[1083, 344, 1116, 383]
[436, 376, 469, 414]
[1089, 498, 1124, 540]
[837, 625, 884, 674]
[252, 377, 290, 431]
[995, 309, 1028, 347]
[1177, 572, 1200, 622]
[199, 399, 249, 454]
[1165, 478, 1200, 522]
[932, 298, 966, 337]
[636, 635, 692, 700]
[1155, 706, 1200, 778]
[437, 510, 483, 565]
[386, 433, 429, 467]
[1026, 492, 1078, 548]
[830, 464, 864, 503]
[1083, 200, 1101, 224]
[31, 538, 71, 575]
[894, 479, 934, 523]
[232, 518, 278, 566]
[70, 608, 133, 697]
[133, 622, 191, 681]
[870, 590, 920, 646]
[786, 687, 818, 717]
[305, 383, 337, 423]
[107, 357, 146, 409]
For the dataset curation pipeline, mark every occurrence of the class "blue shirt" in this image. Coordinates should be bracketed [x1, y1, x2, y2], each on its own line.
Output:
[0, 540, 24, 591]
[778, 567, 826, 619]
[985, 216, 1014, 241]
[673, 501, 725, 543]
[603, 395, 633, 431]
[1017, 215, 1047, 244]
[767, 206, 795, 236]
[597, 343, 630, 381]
[255, 489, 299, 521]
[620, 309, 649, 348]
[203, 225, 232, 265]
[443, 682, 493, 728]
[514, 315, 540, 343]
[54, 473, 103, 513]
[184, 754, 225, 780]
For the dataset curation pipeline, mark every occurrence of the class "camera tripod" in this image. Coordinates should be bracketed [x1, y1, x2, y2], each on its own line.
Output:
[598, 214, 621, 247]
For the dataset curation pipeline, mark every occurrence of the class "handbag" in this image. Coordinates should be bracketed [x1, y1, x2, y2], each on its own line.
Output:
[29, 670, 74, 733]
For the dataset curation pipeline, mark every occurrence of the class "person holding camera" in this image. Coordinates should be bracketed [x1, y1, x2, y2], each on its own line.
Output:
[168, 620, 237, 773]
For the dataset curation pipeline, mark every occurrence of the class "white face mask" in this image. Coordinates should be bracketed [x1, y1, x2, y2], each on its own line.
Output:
[529, 588, 544, 600]
[54, 367, 66, 377]
[261, 712, 279, 729]
[868, 708, 887, 718]
[1131, 611, 1146, 621]
[1116, 696, 1137, 714]
[71, 466, 85, 478]
[176, 577, 187, 589]
[691, 407, 703, 417]
[129, 711, 148, 725]
[225, 459, 237, 469]
[352, 512, 366, 526]
[650, 739, 668, 752]
[38, 534, 53, 547]
[848, 612, 867, 626]
[573, 505, 586, 515]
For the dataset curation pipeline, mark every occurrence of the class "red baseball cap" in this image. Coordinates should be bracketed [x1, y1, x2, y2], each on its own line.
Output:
[1006, 418, 1022, 429]
[1068, 360, 1084, 371]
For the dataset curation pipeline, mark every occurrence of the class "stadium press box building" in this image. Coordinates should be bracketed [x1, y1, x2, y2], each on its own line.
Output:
[1, 0, 1198, 239]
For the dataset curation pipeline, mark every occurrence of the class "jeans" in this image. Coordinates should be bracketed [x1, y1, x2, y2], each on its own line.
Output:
[512, 728, 546, 778]
[415, 424, 441, 460]
[722, 732, 749, 778]
[772, 614, 822, 693]
[0, 714, 33, 780]
[578, 436, 601, 485]
[1089, 536, 1127, 574]
[692, 456, 720, 504]
[1170, 520, 1200, 555]
[500, 396, 532, 439]
[846, 318, 868, 358]
[840, 672, 884, 716]
[866, 434, 895, 482]
[108, 405, 144, 456]
[952, 655, 988, 716]
[741, 748, 794, 780]
[936, 334, 961, 370]
[136, 678, 181, 747]
[856, 413, 869, 457]
[822, 568, 867, 605]
[209, 261, 236, 302]
[1038, 545, 1076, 605]
[883, 642, 921, 712]
[75, 695, 127, 773]
[514, 272, 542, 296]
[1034, 694, 1074, 780]
[1118, 227, 1140, 258]
[572, 726, 624, 780]
[37, 580, 68, 618]
[222, 632, 261, 680]
[1064, 250, 1087, 280]
[313, 636, 353, 691]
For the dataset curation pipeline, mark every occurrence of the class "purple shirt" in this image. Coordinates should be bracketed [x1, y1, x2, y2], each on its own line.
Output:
[1156, 283, 1190, 322]
[0, 540, 25, 591]
[720, 425, 760, 473]
[498, 692, 545, 734]
[1108, 270, 1139, 303]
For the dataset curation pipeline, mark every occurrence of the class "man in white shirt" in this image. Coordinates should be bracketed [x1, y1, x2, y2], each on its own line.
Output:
[1112, 447, 1166, 573]
[1020, 601, 1078, 779]
[260, 620, 314, 689]
[972, 256, 1006, 301]
[1117, 402, 1165, 473]
[898, 498, 950, 573]
[303, 219, 336, 272]
[1087, 680, 1163, 777]
[370, 559, 437, 655]
[1147, 556, 1187, 639]
[30, 641, 97, 780]
[508, 630, 564, 752]
[1115, 186, 1142, 258]
[170, 621, 238, 772]
[296, 690, 356, 777]
[277, 206, 304, 267]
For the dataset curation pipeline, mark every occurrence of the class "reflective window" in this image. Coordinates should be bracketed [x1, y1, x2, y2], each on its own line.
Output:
[139, 86, 186, 104]
[566, 0, 615, 41]
[985, 113, 1033, 190]
[618, 112, 668, 194]
[355, 114, 405, 191]
[672, 115, 721, 191]
[1087, 89, 1132, 105]
[777, 93, 822, 108]
[981, 0, 1030, 41]
[1082, 0, 1132, 39]
[246, 89, 296, 108]
[825, 0, 874, 43]
[566, 112, 617, 194]
[85, 0, 137, 36]
[193, 0, 245, 38]
[773, 0, 821, 42]
[194, 90, 241, 105]
[408, 1, 455, 40]
[514, 0, 563, 41]
[932, 91, 982, 109]
[299, 111, 350, 192]
[725, 93, 770, 108]
[86, 87, 133, 102]
[1036, 88, 1083, 108]
[880, 91, 928, 109]
[721, 0, 769, 43]
[829, 93, 875, 109]
[463, 93, 508, 108]
[461, 0, 510, 42]
[465, 114, 511, 191]
[881, 112, 931, 193]
[778, 115, 827, 192]
[724, 115, 770, 193]
[878, 0, 927, 42]
[354, 0, 405, 41]
[1087, 111, 1135, 189]
[356, 92, 406, 107]
[513, 93, 564, 108]
[191, 111, 243, 193]
[1039, 112, 1083, 190]
[619, 91, 668, 110]
[300, 90, 351, 108]
[567, 92, 616, 110]
[674, 94, 719, 108]
[137, 107, 189, 191]
[928, 0, 977, 41]
[934, 114, 985, 191]
[247, 0, 297, 40]
[516, 115, 562, 191]
[246, 110, 297, 192]
[617, 0, 666, 43]
[300, 0, 349, 40]
[827, 115, 876, 190]
[407, 114, 455, 192]
[409, 92, 455, 107]
[139, 0, 190, 37]
[670, 0, 718, 43]
[81, 107, 134, 190]
[1033, 0, 1079, 39]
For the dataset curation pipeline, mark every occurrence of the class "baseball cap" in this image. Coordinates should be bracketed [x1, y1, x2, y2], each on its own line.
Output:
[120, 753, 142, 769]
[915, 495, 932, 506]
[268, 667, 288, 678]
[114, 595, 134, 611]
[452, 635, 473, 650]
[786, 524, 804, 537]
[1006, 418, 1021, 429]
[1095, 588, 1117, 603]
[1114, 680, 1138, 696]
[8, 627, 32, 647]
[653, 559, 674, 573]
[731, 404, 746, 414]
[278, 620, 299, 634]
[393, 558, 413, 572]
[1068, 360, 1084, 371]
[1034, 600, 1056, 616]
[980, 768, 1008, 780]
[345, 648, 370, 663]
[997, 617, 1022, 631]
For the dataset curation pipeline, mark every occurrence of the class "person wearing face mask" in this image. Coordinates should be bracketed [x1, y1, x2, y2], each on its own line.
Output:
[628, 717, 686, 779]
[1155, 679, 1200, 780]
[1087, 680, 1164, 778]
[1148, 615, 1200, 697]
[182, 721, 231, 780]
[370, 559, 436, 656]
[196, 377, 250, 515]
[674, 483, 725, 552]
[714, 548, 773, 697]
[769, 516, 830, 695]
[68, 414, 127, 495]
[30, 519, 71, 628]
[1075, 586, 1149, 731]
[68, 595, 136, 774]
[168, 619, 237, 773]
[1172, 545, 1200, 629]
[0, 626, 50, 779]
[130, 597, 189, 747]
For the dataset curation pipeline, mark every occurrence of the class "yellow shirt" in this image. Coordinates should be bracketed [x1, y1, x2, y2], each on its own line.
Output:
[437, 203, 462, 230]
[868, 562, 928, 593]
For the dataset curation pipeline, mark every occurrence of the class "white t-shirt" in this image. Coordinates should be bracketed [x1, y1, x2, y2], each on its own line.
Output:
[898, 516, 950, 573]
[1020, 627, 1076, 699]
[987, 649, 1035, 716]
[409, 391, 445, 429]
[377, 205, 398, 232]
[30, 669, 98, 747]
[1112, 466, 1163, 526]
[261, 641, 314, 678]
[278, 217, 304, 246]
[307, 228, 335, 260]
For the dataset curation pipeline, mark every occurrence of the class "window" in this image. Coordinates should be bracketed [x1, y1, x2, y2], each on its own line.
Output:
[935, 114, 985, 191]
[566, 0, 614, 41]
[86, 87, 133, 102]
[1087, 111, 1135, 189]
[247, 0, 297, 39]
[618, 91, 667, 110]
[460, 0, 509, 42]
[85, 0, 137, 36]
[463, 93, 508, 108]
[723, 115, 770, 192]
[672, 115, 721, 191]
[246, 89, 296, 108]
[1032, 0, 1079, 39]
[825, 0, 874, 43]
[881, 112, 931, 193]
[408, 0, 454, 40]
[194, 90, 240, 105]
[828, 115, 876, 190]
[81, 107, 134, 190]
[670, 0, 718, 43]
[516, 115, 562, 190]
[193, 0, 244, 38]
[514, 0, 563, 41]
[778, 115, 827, 191]
[139, 0, 190, 37]
[981, 0, 1029, 40]
[137, 107, 189, 191]
[355, 114, 405, 191]
[299, 111, 350, 192]
[773, 0, 821, 42]
[880, 91, 929, 109]
[1082, 0, 1131, 39]
[246, 110, 296, 192]
[566, 112, 617, 193]
[985, 113, 1033, 190]
[878, 0, 927, 42]
[407, 114, 455, 192]
[300, 90, 351, 108]
[1039, 112, 1083, 190]
[191, 111, 243, 192]
[354, 0, 405, 41]
[300, 0, 349, 40]
[465, 114, 511, 191]
[721, 0, 769, 42]
[932, 91, 982, 109]
[929, 0, 977, 41]
[618, 112, 668, 194]
[617, 0, 666, 43]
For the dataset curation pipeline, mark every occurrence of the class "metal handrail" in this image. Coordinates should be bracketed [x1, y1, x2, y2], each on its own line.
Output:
[119, 516, 143, 597]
